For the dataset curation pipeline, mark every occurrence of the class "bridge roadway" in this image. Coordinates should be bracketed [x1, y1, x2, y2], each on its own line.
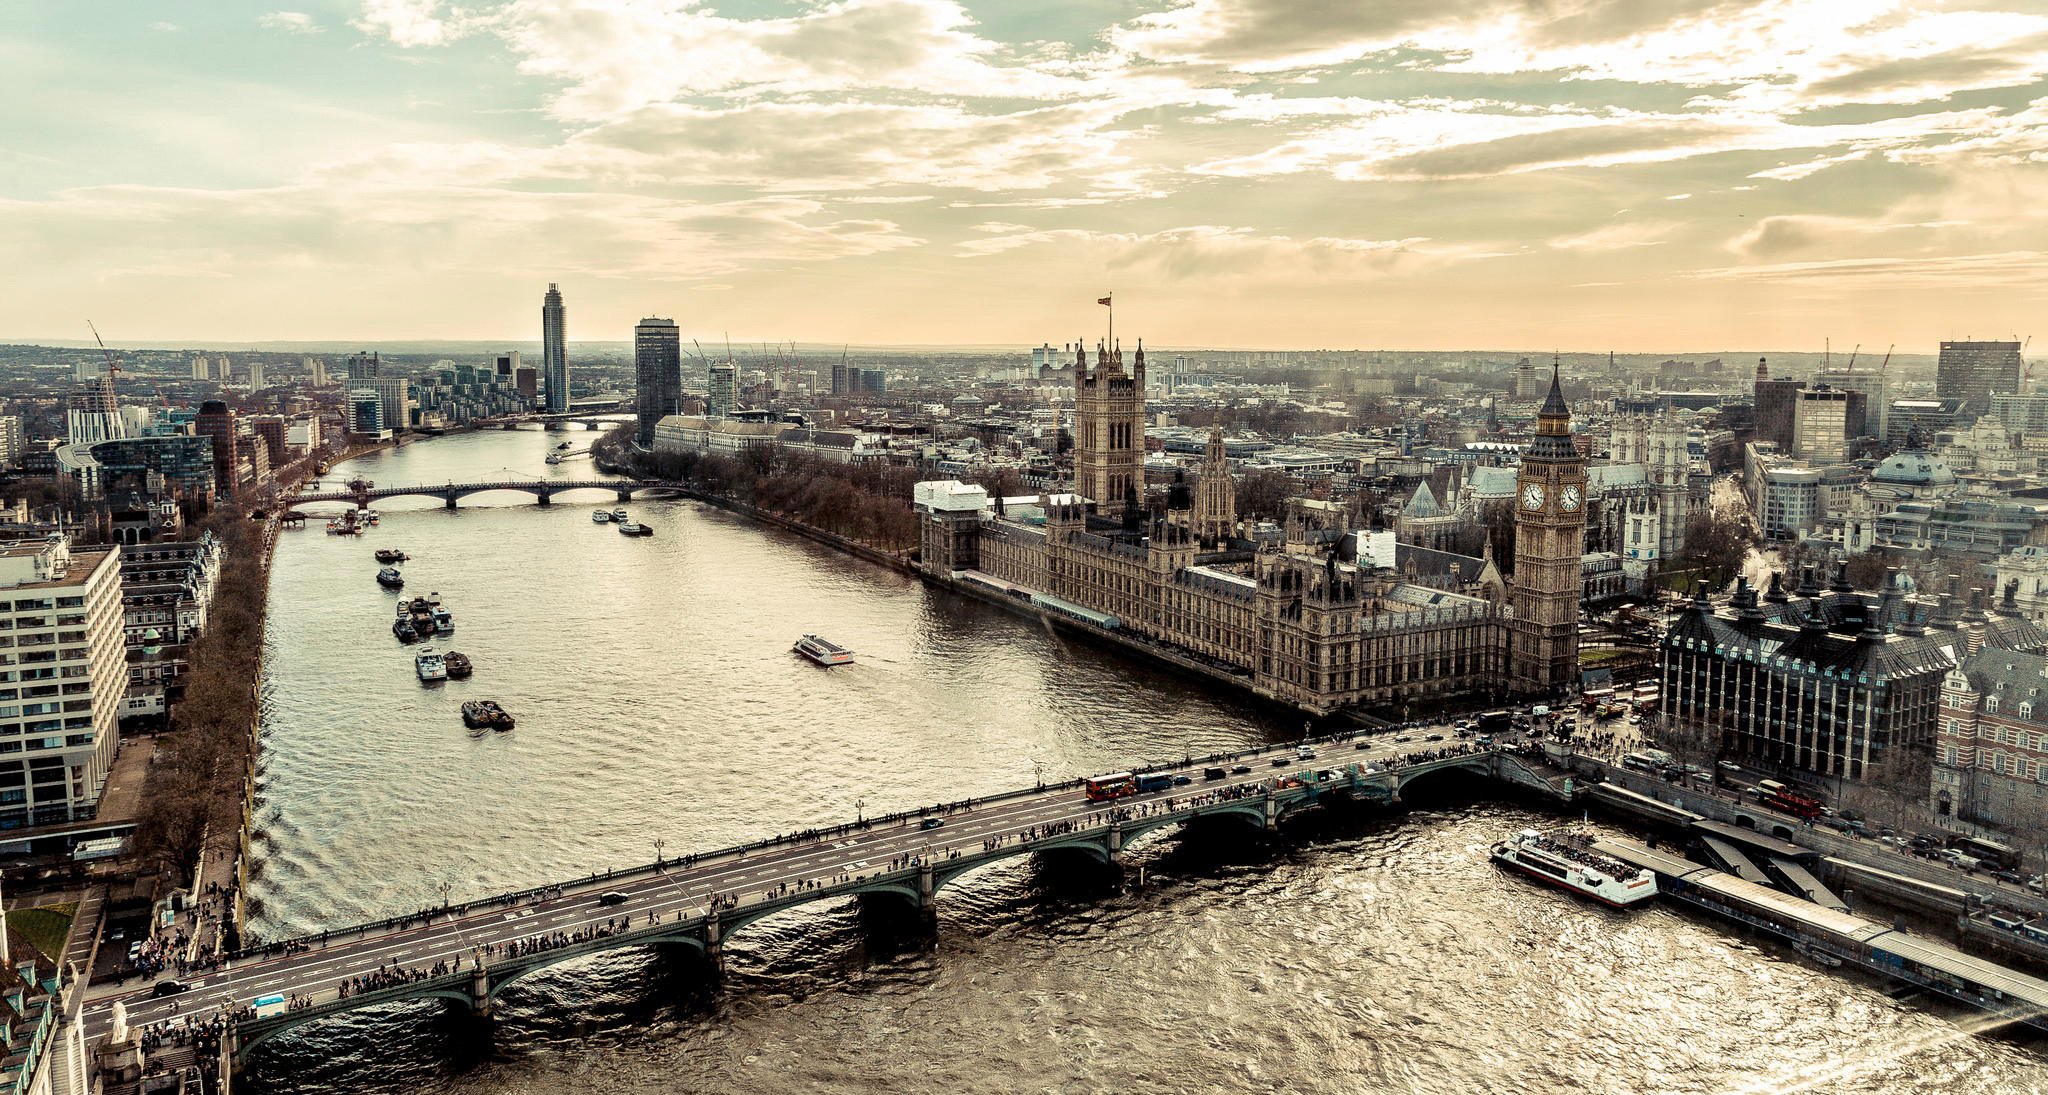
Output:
[287, 478, 665, 508]
[83, 729, 1536, 1063]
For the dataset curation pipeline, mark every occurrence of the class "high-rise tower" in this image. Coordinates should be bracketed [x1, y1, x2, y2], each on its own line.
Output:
[1194, 424, 1236, 547]
[1074, 338, 1145, 517]
[634, 317, 681, 447]
[542, 283, 569, 413]
[1511, 363, 1585, 695]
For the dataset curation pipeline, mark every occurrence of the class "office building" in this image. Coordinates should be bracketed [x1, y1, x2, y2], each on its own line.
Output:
[246, 415, 288, 468]
[347, 390, 386, 437]
[1887, 399, 1968, 448]
[634, 317, 682, 446]
[858, 368, 886, 394]
[1936, 646, 2048, 830]
[1812, 366, 1885, 439]
[365, 376, 413, 433]
[0, 417, 22, 469]
[53, 436, 217, 503]
[0, 538, 126, 828]
[1662, 567, 1991, 781]
[1753, 356, 1802, 450]
[65, 377, 124, 446]
[193, 401, 239, 497]
[117, 533, 222, 722]
[515, 367, 538, 400]
[830, 356, 849, 397]
[1937, 340, 2022, 416]
[542, 284, 569, 413]
[346, 351, 382, 381]
[1990, 392, 2048, 435]
[707, 363, 738, 418]
[1791, 385, 1866, 463]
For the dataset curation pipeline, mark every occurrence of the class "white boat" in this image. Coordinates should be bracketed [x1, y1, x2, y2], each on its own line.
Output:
[1489, 829, 1657, 908]
[616, 521, 653, 537]
[793, 634, 855, 667]
[610, 507, 629, 522]
[592, 509, 611, 523]
[415, 647, 448, 683]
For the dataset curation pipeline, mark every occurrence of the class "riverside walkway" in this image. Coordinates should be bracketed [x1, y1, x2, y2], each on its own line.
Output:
[85, 729, 1563, 1073]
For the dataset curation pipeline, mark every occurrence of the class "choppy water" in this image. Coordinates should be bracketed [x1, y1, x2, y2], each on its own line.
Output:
[246, 427, 2048, 1094]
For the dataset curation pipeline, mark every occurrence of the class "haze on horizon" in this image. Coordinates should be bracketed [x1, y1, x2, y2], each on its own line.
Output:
[6, 1, 2048, 352]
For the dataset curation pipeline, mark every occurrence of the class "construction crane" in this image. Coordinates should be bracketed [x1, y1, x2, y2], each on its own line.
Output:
[86, 320, 121, 393]
[2024, 336, 2037, 390]
[1844, 344, 1859, 371]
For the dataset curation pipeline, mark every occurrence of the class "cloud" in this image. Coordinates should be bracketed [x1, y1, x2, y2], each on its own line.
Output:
[353, 0, 459, 47]
[957, 224, 1503, 281]
[1689, 251, 2048, 285]
[149, 21, 180, 33]
[1550, 221, 1677, 251]
[1749, 150, 1869, 181]
[259, 11, 323, 34]
[0, 183, 923, 284]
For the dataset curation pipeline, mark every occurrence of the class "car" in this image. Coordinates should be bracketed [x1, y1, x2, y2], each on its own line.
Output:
[1394, 735, 1414, 743]
[1476, 734, 1494, 745]
[919, 817, 946, 830]
[2026, 875, 2046, 895]
[1426, 734, 1444, 742]
[1271, 757, 1288, 767]
[597, 891, 630, 906]
[1354, 741, 1371, 750]
[1717, 761, 1742, 776]
[151, 981, 190, 998]
[1230, 764, 1252, 775]
[1172, 775, 1192, 786]
[1203, 767, 1226, 781]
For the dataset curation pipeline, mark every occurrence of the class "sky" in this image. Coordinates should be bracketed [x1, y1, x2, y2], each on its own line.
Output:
[4, 0, 2048, 350]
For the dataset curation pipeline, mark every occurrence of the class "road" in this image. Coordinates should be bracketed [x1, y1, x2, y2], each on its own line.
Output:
[85, 724, 1513, 1052]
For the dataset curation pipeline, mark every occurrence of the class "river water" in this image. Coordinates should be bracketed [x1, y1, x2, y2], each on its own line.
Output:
[247, 427, 2048, 1094]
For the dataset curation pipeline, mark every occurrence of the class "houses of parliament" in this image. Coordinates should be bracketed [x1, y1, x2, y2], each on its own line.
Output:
[916, 340, 1584, 715]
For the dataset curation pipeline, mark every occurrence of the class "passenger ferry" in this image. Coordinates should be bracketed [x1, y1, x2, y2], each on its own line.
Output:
[1490, 829, 1658, 908]
[616, 521, 653, 537]
[414, 647, 448, 683]
[792, 634, 855, 667]
[610, 507, 630, 522]
[592, 509, 611, 523]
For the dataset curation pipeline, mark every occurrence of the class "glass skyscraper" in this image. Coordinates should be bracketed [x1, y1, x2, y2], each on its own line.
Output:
[542, 283, 569, 413]
[634, 317, 682, 446]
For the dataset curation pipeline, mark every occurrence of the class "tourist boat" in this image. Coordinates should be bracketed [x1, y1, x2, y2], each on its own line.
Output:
[376, 567, 404, 589]
[793, 634, 855, 667]
[556, 441, 572, 450]
[362, 509, 381, 525]
[374, 549, 408, 564]
[415, 647, 448, 683]
[393, 618, 419, 643]
[592, 509, 611, 523]
[461, 699, 514, 731]
[1489, 829, 1658, 908]
[443, 651, 473, 679]
[616, 521, 653, 537]
[432, 608, 455, 634]
[611, 507, 629, 522]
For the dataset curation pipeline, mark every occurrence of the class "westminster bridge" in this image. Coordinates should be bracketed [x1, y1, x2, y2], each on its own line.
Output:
[82, 729, 1571, 1077]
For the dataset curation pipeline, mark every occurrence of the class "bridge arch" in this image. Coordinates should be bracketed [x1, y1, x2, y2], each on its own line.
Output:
[485, 931, 708, 1006]
[1389, 758, 1494, 797]
[236, 987, 477, 1062]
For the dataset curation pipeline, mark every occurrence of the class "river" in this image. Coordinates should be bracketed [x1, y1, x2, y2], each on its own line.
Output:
[245, 426, 2048, 1094]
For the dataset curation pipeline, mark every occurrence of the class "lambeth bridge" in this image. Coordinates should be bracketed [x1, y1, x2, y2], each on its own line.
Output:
[287, 477, 669, 510]
[85, 730, 1572, 1075]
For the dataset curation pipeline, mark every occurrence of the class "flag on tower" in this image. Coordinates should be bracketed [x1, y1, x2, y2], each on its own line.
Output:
[1097, 295, 1112, 306]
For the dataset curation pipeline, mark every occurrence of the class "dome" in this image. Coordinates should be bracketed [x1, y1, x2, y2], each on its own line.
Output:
[1872, 451, 1955, 487]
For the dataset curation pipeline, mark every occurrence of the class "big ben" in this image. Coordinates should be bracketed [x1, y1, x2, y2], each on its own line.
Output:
[1511, 363, 1585, 695]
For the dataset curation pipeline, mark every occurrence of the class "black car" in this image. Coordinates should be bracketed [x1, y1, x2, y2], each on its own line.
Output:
[1230, 764, 1253, 775]
[1172, 775, 1192, 786]
[1426, 734, 1445, 742]
[1204, 767, 1227, 781]
[920, 817, 946, 830]
[1271, 757, 1288, 767]
[597, 891, 630, 906]
[152, 980, 191, 998]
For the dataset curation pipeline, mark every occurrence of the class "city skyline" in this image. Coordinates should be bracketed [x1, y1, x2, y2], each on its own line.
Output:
[7, 1, 2048, 348]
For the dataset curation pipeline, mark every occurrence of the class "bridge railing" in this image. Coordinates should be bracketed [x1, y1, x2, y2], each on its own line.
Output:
[222, 722, 1451, 962]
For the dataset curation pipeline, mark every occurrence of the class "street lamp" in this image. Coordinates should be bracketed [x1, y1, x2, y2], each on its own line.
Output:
[1032, 759, 1045, 789]
[654, 838, 667, 869]
[855, 795, 866, 823]
[438, 880, 452, 912]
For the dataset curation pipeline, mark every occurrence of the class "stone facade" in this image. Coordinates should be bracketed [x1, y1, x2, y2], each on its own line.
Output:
[1073, 341, 1144, 519]
[1511, 366, 1585, 695]
[1934, 648, 2048, 832]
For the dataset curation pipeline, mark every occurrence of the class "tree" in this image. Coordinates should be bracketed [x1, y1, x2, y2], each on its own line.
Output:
[1234, 470, 1292, 524]
[1675, 504, 1750, 591]
[1836, 745, 1933, 835]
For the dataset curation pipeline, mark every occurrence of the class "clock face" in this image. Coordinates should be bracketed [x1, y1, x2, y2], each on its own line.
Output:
[1522, 483, 1546, 510]
[1560, 485, 1582, 511]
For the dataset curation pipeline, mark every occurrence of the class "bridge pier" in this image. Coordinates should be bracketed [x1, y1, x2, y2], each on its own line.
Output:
[919, 860, 936, 912]
[616, 488, 633, 502]
[1262, 789, 1280, 831]
[536, 490, 551, 506]
[703, 912, 724, 976]
[444, 493, 459, 509]
[1107, 821, 1124, 867]
[470, 964, 493, 1018]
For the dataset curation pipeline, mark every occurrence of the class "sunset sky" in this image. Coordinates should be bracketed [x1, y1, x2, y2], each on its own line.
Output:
[5, 1, 2048, 350]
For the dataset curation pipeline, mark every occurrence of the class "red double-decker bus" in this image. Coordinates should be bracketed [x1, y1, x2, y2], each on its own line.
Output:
[1084, 772, 1137, 802]
[1764, 789, 1825, 820]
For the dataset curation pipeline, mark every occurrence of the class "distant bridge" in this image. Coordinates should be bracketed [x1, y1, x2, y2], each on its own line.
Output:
[81, 732, 1568, 1079]
[288, 478, 669, 510]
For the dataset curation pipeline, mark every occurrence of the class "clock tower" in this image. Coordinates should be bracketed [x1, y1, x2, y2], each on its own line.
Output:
[1511, 362, 1585, 696]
